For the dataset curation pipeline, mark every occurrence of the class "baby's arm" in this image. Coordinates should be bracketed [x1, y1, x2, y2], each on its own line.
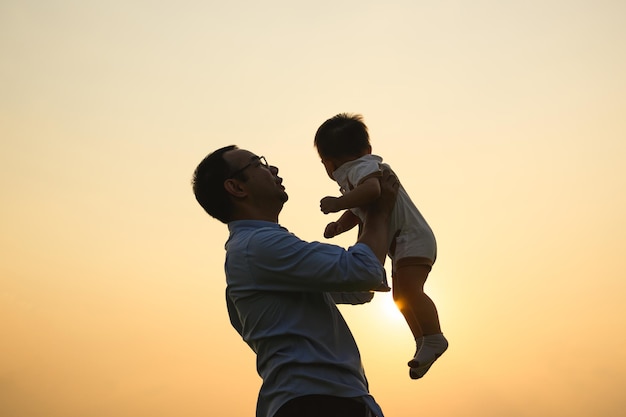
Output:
[324, 210, 361, 238]
[320, 177, 382, 214]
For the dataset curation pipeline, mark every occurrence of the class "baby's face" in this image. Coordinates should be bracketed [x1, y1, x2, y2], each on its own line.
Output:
[320, 158, 336, 180]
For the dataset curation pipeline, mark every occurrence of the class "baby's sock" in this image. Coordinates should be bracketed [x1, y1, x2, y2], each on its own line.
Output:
[415, 336, 423, 353]
[408, 333, 448, 368]
[419, 333, 448, 363]
[408, 336, 424, 367]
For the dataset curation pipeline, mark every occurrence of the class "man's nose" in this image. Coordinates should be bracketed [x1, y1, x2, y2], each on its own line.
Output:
[270, 165, 278, 174]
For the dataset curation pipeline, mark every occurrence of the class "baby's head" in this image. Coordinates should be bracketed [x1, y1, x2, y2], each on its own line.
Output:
[314, 113, 372, 178]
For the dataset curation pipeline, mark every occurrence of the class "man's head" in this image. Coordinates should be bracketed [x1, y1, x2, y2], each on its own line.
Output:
[192, 145, 288, 223]
[314, 113, 372, 179]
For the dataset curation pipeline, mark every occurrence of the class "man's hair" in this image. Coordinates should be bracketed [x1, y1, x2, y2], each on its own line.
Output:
[192, 145, 238, 223]
[314, 113, 370, 159]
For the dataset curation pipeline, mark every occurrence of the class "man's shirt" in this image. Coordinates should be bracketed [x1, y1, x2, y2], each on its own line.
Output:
[225, 220, 386, 417]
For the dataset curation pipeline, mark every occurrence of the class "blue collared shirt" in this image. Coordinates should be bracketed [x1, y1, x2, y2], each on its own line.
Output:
[224, 220, 386, 417]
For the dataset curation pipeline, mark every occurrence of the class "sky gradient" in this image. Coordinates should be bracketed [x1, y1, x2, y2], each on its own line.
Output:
[2, 1, 625, 416]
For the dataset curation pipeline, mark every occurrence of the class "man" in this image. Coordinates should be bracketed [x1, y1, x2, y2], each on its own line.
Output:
[192, 145, 399, 417]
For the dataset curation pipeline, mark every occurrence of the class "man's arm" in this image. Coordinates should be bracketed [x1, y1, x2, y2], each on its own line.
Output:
[330, 291, 375, 305]
[233, 171, 398, 293]
[356, 169, 399, 264]
[243, 228, 388, 292]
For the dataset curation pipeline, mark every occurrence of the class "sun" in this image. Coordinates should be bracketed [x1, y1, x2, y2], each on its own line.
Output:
[376, 292, 405, 323]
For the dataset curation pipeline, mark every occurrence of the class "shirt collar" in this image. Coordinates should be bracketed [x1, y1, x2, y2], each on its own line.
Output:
[227, 219, 282, 232]
[332, 154, 381, 182]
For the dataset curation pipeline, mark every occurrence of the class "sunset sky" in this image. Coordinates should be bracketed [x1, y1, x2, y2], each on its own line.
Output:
[1, 1, 625, 416]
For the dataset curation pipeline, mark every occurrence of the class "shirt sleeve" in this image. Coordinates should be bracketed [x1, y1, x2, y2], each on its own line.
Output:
[346, 158, 382, 188]
[245, 228, 387, 292]
[330, 291, 375, 305]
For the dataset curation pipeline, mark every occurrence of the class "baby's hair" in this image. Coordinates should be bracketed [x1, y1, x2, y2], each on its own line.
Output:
[314, 113, 370, 159]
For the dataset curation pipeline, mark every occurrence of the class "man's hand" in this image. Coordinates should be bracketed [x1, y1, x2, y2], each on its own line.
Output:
[356, 169, 400, 265]
[320, 196, 340, 214]
[367, 168, 399, 216]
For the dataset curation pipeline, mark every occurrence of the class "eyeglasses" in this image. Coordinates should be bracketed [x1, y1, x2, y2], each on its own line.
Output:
[227, 156, 269, 179]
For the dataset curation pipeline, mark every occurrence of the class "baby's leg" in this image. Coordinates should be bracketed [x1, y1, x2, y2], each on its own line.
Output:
[392, 261, 441, 337]
[393, 260, 447, 378]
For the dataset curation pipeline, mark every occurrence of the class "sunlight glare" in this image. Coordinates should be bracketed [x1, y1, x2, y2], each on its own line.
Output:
[379, 292, 405, 323]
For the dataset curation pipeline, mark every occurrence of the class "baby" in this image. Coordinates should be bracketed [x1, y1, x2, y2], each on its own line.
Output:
[314, 113, 448, 379]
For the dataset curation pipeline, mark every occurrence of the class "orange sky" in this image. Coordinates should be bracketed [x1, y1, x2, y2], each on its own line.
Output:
[1, 1, 625, 416]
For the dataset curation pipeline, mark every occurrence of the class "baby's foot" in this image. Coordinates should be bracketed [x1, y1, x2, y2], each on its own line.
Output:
[409, 360, 437, 379]
[408, 333, 448, 379]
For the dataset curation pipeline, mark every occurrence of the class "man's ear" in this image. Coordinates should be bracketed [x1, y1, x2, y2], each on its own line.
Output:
[224, 178, 247, 198]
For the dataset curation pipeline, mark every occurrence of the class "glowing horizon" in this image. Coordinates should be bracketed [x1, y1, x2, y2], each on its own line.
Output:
[2, 1, 625, 416]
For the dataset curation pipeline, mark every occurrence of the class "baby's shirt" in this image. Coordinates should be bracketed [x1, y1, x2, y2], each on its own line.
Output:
[332, 154, 438, 263]
[332, 154, 383, 195]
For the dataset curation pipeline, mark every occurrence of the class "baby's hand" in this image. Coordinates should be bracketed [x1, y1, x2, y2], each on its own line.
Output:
[320, 196, 340, 214]
[324, 221, 344, 238]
